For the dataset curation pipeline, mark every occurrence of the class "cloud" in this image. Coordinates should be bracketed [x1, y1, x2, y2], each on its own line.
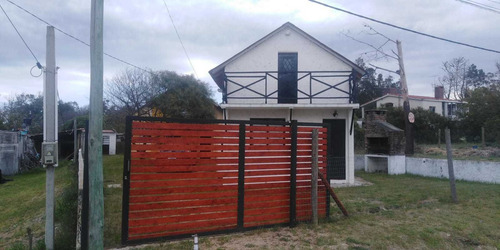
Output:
[0, 0, 499, 108]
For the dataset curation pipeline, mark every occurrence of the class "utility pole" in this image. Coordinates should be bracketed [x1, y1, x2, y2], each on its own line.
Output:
[44, 26, 57, 250]
[73, 118, 78, 164]
[89, 0, 104, 248]
[397, 40, 414, 155]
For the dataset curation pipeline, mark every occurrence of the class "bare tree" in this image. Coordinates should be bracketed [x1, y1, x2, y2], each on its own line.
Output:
[104, 68, 157, 116]
[437, 57, 469, 100]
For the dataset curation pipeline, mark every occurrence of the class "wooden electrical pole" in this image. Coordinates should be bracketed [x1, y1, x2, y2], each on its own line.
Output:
[44, 25, 57, 250]
[89, 0, 104, 248]
[397, 40, 414, 155]
[73, 118, 78, 164]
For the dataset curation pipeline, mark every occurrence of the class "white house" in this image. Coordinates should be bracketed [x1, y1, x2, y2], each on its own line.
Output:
[209, 22, 364, 184]
[102, 130, 117, 155]
[360, 86, 464, 119]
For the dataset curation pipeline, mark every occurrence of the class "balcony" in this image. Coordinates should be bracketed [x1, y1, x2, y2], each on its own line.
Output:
[222, 71, 358, 105]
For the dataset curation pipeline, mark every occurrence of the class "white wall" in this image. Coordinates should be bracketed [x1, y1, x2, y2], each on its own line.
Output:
[227, 107, 356, 184]
[354, 155, 500, 184]
[225, 27, 352, 105]
[406, 158, 500, 184]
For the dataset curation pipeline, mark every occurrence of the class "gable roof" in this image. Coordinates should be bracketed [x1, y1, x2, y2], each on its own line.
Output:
[209, 22, 365, 89]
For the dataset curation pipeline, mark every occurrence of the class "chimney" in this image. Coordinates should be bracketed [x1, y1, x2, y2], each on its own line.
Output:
[435, 86, 444, 99]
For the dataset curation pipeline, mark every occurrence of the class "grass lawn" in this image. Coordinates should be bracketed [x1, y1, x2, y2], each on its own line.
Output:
[103, 155, 500, 249]
[0, 160, 74, 249]
[2, 155, 498, 249]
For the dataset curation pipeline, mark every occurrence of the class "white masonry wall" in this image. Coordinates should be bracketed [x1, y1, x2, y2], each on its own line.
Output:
[224, 27, 352, 105]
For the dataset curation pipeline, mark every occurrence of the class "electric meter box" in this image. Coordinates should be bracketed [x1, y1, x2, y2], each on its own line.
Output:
[42, 141, 58, 166]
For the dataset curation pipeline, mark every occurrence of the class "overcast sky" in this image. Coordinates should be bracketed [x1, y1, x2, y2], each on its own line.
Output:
[1, 0, 499, 106]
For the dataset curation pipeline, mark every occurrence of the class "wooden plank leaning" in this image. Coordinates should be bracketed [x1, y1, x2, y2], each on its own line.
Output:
[318, 171, 349, 217]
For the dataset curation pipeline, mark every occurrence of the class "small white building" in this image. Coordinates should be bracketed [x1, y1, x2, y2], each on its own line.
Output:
[209, 22, 364, 184]
[360, 86, 464, 119]
[102, 130, 117, 155]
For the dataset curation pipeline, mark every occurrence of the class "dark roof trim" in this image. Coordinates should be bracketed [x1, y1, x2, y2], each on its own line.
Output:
[209, 22, 365, 89]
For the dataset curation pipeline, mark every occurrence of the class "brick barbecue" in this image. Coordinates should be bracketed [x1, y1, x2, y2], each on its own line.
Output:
[363, 110, 406, 174]
[364, 110, 405, 155]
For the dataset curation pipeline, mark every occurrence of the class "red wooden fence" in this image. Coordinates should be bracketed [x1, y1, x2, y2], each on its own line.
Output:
[122, 117, 328, 245]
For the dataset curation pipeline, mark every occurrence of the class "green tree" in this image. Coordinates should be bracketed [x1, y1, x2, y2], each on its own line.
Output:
[1, 93, 43, 133]
[1, 93, 84, 134]
[150, 71, 215, 119]
[461, 83, 500, 143]
[385, 107, 453, 144]
[355, 58, 382, 105]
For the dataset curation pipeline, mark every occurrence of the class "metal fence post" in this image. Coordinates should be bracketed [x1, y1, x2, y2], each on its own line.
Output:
[311, 129, 319, 226]
[237, 123, 246, 228]
[290, 120, 297, 227]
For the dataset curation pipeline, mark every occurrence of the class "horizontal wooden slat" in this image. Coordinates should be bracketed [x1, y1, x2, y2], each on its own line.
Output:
[130, 165, 239, 174]
[129, 211, 237, 227]
[132, 128, 240, 138]
[245, 157, 291, 164]
[244, 199, 289, 209]
[131, 158, 239, 166]
[132, 137, 239, 145]
[132, 121, 240, 131]
[131, 171, 238, 181]
[245, 138, 291, 144]
[132, 143, 240, 151]
[129, 190, 238, 203]
[244, 175, 290, 184]
[130, 178, 238, 188]
[129, 217, 237, 235]
[246, 125, 290, 132]
[130, 185, 236, 196]
[244, 194, 289, 203]
[129, 197, 238, 211]
[244, 213, 289, 223]
[245, 188, 289, 197]
[132, 151, 239, 159]
[129, 204, 237, 219]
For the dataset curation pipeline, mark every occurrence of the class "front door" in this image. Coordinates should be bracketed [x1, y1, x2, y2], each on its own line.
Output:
[278, 53, 298, 104]
[324, 119, 346, 180]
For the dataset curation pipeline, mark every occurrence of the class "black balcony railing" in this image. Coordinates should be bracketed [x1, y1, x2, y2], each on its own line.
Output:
[222, 71, 358, 104]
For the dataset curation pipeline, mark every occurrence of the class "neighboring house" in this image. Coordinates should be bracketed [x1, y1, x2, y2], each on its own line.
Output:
[209, 22, 364, 184]
[103, 130, 117, 155]
[360, 86, 464, 119]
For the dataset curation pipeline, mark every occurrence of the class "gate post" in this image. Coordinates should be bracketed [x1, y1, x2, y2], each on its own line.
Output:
[121, 116, 132, 245]
[237, 123, 246, 229]
[290, 120, 297, 227]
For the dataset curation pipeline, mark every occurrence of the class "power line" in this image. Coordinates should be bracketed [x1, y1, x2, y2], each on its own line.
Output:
[309, 0, 500, 54]
[486, 0, 500, 5]
[162, 0, 198, 78]
[455, 0, 500, 14]
[0, 2, 41, 69]
[5, 0, 150, 72]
